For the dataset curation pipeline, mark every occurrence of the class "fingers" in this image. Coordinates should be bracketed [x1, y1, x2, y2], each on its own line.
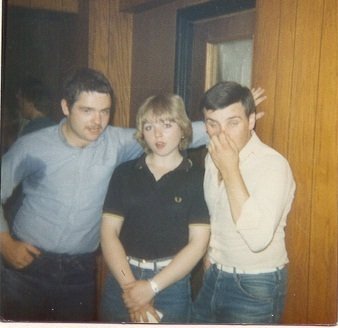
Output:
[8, 242, 38, 269]
[139, 308, 149, 323]
[251, 87, 267, 107]
[26, 244, 41, 257]
[129, 310, 140, 323]
[130, 305, 161, 323]
[147, 306, 161, 322]
[251, 87, 264, 95]
[129, 307, 148, 323]
[256, 112, 265, 120]
[209, 133, 234, 153]
[13, 252, 34, 269]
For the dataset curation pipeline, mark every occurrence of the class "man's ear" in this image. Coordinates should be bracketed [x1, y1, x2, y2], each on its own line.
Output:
[249, 113, 256, 130]
[61, 99, 70, 117]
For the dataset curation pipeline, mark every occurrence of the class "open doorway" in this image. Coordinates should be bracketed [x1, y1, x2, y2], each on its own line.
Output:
[175, 0, 255, 121]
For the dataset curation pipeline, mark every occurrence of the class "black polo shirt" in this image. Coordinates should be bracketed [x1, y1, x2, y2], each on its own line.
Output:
[103, 154, 210, 260]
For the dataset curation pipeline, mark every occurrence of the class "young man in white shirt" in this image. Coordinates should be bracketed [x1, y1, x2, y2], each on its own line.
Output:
[192, 81, 296, 324]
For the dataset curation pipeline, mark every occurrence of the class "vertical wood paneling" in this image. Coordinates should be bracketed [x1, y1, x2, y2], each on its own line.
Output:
[119, 0, 176, 13]
[269, 2, 306, 323]
[130, 2, 178, 123]
[30, 0, 62, 11]
[271, 1, 309, 324]
[285, 0, 324, 323]
[308, 0, 338, 323]
[88, 0, 132, 127]
[107, 1, 133, 127]
[88, 0, 110, 75]
[252, 0, 280, 145]
[7, 0, 31, 6]
[254, 0, 337, 323]
[8, 0, 78, 12]
[271, 0, 297, 155]
[62, 0, 78, 13]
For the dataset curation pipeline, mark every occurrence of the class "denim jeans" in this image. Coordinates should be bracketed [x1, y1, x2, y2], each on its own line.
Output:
[0, 251, 97, 322]
[191, 264, 288, 324]
[99, 264, 192, 323]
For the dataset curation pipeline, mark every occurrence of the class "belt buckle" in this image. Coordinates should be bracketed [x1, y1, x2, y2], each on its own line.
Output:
[141, 258, 150, 269]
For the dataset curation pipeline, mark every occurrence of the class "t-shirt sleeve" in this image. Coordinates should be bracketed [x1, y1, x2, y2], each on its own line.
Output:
[103, 165, 125, 216]
[188, 168, 210, 225]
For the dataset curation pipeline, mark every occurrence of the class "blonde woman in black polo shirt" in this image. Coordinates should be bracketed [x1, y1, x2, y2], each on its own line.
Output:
[99, 94, 210, 323]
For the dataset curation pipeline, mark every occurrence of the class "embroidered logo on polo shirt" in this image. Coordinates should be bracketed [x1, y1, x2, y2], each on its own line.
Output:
[174, 196, 182, 203]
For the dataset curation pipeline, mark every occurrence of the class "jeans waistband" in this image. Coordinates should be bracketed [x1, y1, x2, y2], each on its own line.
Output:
[127, 256, 172, 270]
[212, 261, 285, 274]
[41, 250, 97, 261]
[11, 231, 97, 263]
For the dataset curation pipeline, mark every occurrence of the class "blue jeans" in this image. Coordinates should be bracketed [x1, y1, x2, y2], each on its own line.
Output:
[99, 264, 192, 323]
[192, 264, 288, 324]
[0, 251, 97, 322]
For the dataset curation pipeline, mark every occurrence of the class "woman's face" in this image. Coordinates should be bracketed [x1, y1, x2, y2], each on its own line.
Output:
[142, 114, 183, 157]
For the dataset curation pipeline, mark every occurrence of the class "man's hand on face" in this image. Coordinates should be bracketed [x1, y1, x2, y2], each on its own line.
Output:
[208, 132, 240, 180]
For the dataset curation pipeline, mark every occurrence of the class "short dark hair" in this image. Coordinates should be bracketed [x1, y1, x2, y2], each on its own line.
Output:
[201, 81, 256, 117]
[18, 77, 52, 115]
[62, 68, 115, 110]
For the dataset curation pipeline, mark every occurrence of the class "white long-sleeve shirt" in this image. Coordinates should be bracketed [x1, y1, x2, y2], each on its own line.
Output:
[204, 132, 296, 272]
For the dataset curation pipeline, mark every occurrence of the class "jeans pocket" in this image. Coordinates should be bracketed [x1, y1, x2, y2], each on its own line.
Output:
[234, 273, 276, 301]
[18, 255, 42, 273]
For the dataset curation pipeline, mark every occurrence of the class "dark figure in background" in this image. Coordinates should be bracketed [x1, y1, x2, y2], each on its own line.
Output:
[3, 78, 57, 229]
[16, 77, 56, 136]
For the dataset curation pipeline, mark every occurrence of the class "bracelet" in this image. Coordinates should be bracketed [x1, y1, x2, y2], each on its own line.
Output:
[148, 279, 160, 294]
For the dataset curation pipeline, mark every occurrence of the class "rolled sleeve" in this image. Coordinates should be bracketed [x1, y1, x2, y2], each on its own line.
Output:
[236, 158, 296, 252]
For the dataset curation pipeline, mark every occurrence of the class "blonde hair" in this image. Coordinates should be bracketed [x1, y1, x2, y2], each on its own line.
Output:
[134, 93, 192, 153]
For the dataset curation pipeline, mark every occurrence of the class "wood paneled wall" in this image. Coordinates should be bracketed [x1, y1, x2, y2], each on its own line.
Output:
[7, 0, 78, 13]
[87, 0, 337, 324]
[88, 0, 132, 127]
[253, 0, 337, 324]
